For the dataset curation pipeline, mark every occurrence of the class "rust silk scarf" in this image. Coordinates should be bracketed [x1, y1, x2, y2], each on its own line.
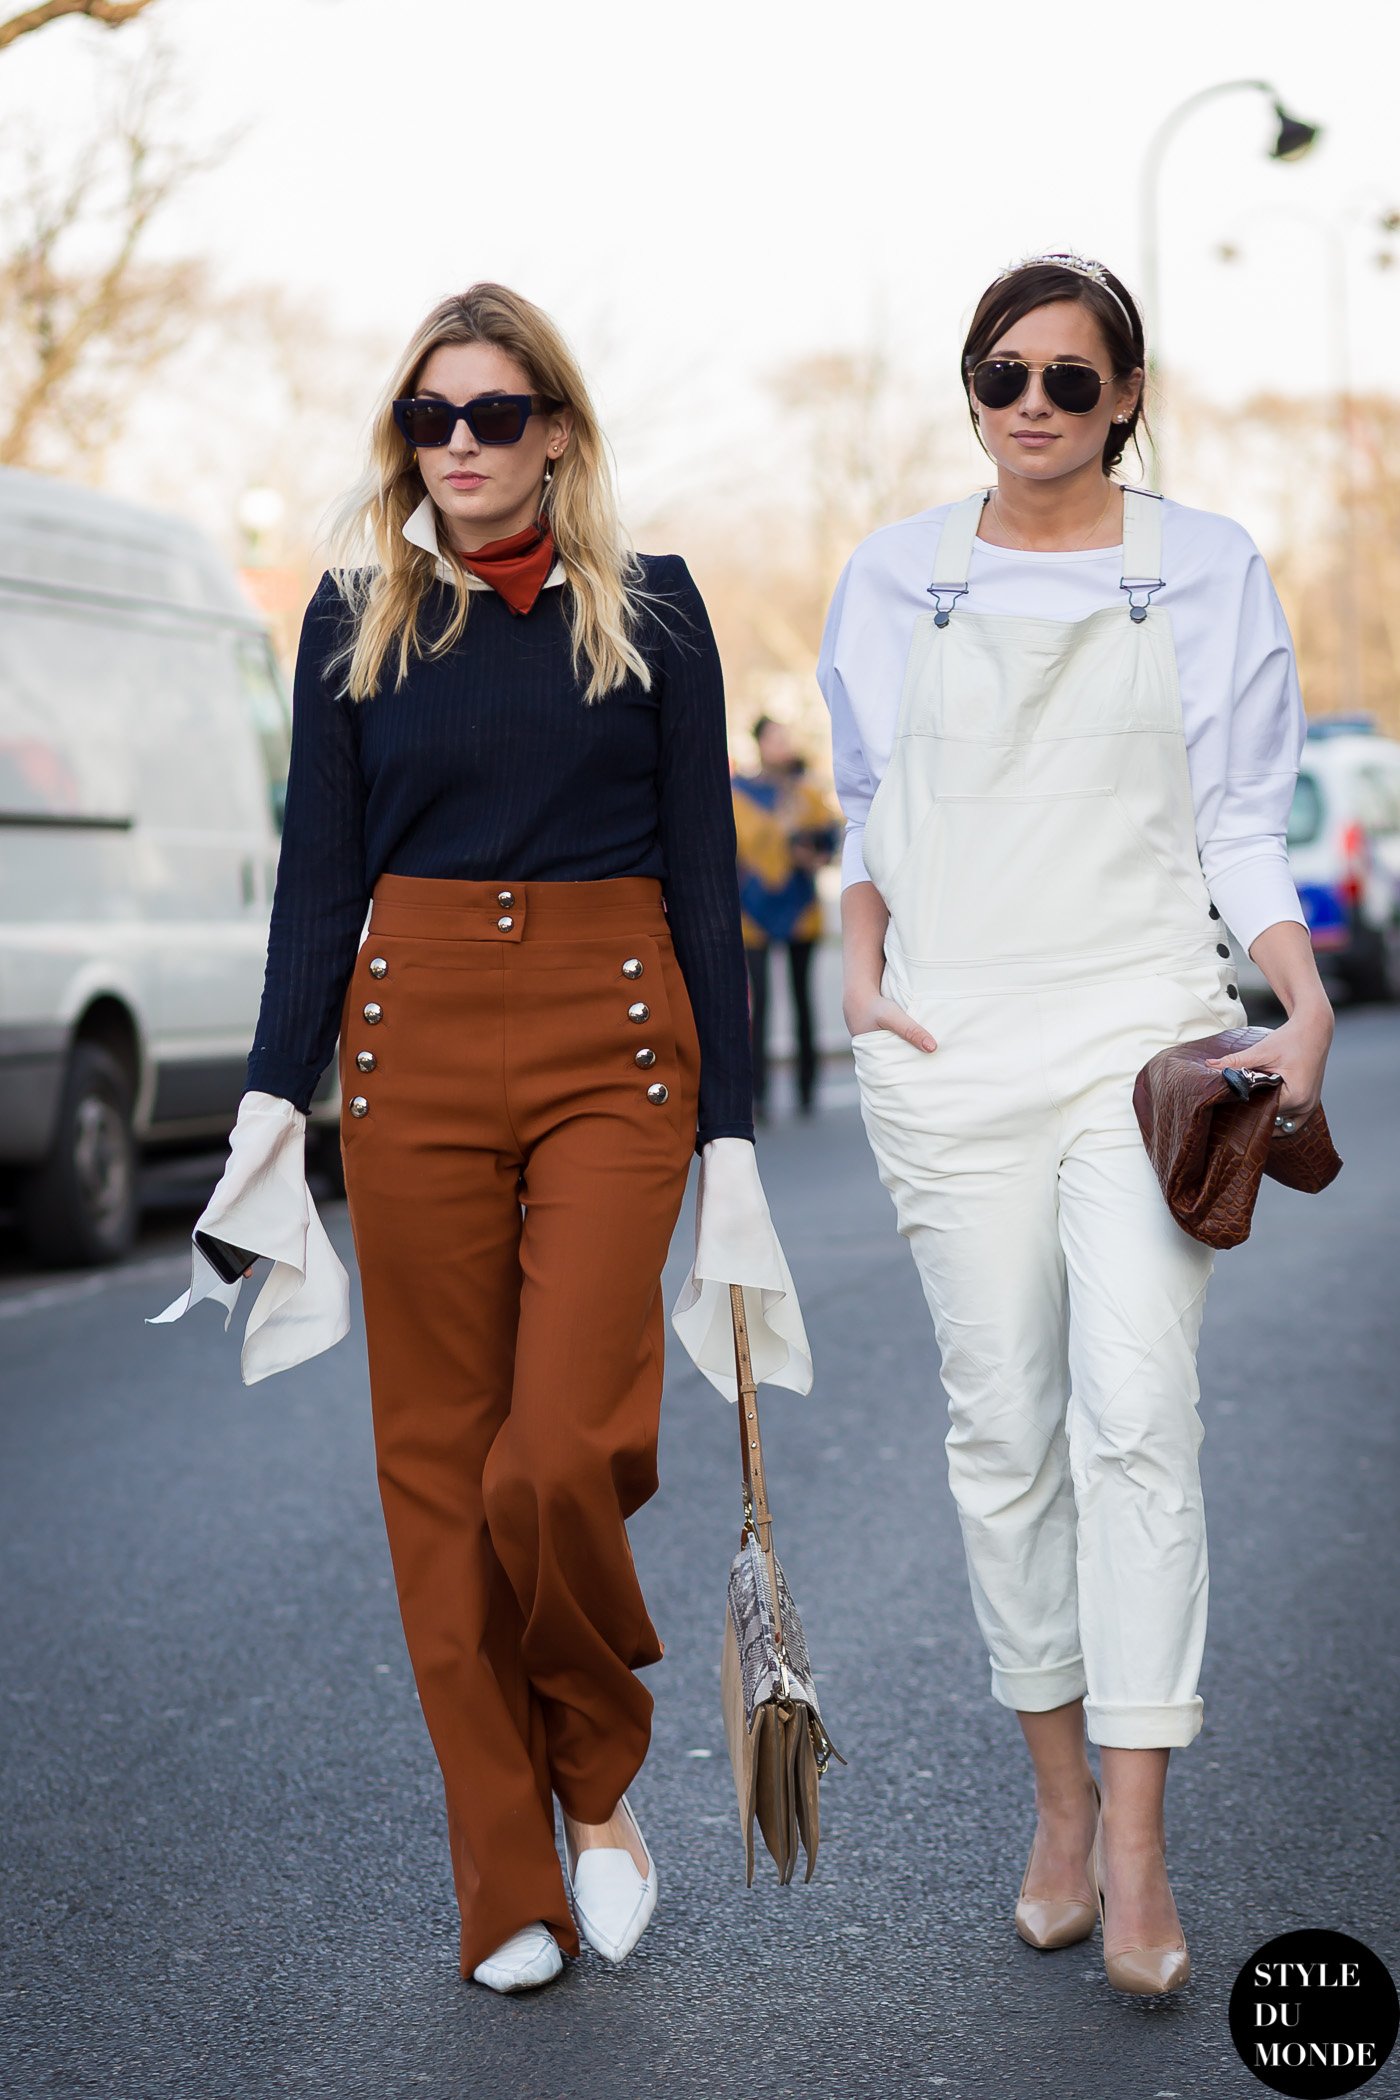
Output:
[455, 520, 557, 615]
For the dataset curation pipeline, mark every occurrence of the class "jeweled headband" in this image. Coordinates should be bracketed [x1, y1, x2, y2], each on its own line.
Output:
[998, 251, 1138, 336]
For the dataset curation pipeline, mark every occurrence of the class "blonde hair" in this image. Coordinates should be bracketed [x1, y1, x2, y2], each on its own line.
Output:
[328, 284, 650, 703]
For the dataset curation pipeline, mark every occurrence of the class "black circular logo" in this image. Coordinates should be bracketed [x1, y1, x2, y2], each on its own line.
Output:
[1230, 1931, 1399, 2096]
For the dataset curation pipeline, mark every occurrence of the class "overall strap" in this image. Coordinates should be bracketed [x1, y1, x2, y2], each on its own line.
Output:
[1120, 488, 1165, 622]
[927, 491, 991, 626]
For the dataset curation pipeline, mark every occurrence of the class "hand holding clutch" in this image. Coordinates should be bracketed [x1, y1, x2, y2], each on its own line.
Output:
[1133, 1028, 1342, 1250]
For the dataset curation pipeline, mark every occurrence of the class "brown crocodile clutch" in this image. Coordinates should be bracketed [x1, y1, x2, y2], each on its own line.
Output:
[1133, 1027, 1342, 1250]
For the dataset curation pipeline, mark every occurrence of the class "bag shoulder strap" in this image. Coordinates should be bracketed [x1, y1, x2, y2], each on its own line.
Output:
[730, 1283, 787, 1651]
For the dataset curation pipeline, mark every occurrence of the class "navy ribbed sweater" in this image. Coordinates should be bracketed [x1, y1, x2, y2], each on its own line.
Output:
[245, 555, 754, 1148]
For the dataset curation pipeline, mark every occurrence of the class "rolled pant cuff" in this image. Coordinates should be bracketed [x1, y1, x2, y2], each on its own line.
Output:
[990, 1658, 1089, 1713]
[1085, 1698, 1203, 1748]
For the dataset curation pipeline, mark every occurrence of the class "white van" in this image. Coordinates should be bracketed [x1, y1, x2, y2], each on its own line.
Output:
[1233, 719, 1400, 1006]
[0, 468, 337, 1267]
[1286, 721, 1400, 1000]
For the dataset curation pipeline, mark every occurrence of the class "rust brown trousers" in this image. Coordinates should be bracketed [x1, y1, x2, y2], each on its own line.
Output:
[337, 875, 700, 1975]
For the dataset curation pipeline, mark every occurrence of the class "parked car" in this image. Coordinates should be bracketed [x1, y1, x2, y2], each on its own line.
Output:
[0, 467, 338, 1268]
[1233, 717, 1400, 1006]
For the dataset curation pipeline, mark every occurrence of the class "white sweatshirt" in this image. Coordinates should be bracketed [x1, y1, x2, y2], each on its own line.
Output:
[817, 495, 1308, 955]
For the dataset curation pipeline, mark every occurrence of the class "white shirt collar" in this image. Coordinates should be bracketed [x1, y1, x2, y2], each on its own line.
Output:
[402, 493, 565, 590]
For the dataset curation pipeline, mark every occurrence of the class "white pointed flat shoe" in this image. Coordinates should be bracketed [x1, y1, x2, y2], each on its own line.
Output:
[471, 1923, 564, 1994]
[563, 1793, 658, 1965]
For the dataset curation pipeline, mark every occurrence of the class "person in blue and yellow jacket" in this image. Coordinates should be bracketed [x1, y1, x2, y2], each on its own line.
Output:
[733, 717, 840, 1117]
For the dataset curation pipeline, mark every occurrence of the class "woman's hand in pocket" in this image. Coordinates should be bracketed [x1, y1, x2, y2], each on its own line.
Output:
[843, 990, 937, 1052]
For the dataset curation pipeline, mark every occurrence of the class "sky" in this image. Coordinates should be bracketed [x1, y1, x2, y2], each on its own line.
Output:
[3, 0, 1399, 545]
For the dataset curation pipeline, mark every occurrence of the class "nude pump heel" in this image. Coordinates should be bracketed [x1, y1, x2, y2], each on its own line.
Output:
[1092, 1818, 1191, 1995]
[1014, 1779, 1101, 1951]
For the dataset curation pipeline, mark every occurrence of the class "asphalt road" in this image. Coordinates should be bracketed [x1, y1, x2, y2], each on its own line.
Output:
[3, 1013, 1398, 2100]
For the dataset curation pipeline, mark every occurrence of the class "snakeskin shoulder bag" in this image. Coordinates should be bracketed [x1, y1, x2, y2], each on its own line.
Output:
[720, 1284, 844, 1885]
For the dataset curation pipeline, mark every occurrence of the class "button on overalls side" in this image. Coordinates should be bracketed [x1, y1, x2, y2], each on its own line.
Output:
[852, 491, 1242, 1750]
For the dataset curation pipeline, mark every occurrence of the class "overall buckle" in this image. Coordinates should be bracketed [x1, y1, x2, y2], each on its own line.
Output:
[927, 582, 969, 629]
[1121, 575, 1164, 624]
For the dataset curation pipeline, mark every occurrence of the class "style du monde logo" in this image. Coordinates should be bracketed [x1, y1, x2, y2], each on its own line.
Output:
[1229, 1931, 1399, 2098]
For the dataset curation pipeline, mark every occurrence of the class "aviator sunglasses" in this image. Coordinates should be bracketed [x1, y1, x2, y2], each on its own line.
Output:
[392, 392, 563, 448]
[969, 358, 1118, 416]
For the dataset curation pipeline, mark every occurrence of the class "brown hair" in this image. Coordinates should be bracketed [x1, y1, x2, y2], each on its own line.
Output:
[961, 260, 1148, 476]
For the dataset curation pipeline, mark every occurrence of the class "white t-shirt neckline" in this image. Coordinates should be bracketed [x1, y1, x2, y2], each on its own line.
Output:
[972, 537, 1124, 565]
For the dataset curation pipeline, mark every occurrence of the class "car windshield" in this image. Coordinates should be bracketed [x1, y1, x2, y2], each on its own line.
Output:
[1288, 772, 1322, 848]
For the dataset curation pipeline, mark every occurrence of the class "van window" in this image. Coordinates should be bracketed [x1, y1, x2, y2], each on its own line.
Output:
[234, 637, 292, 831]
[0, 596, 136, 820]
[1287, 772, 1322, 848]
[1358, 766, 1400, 837]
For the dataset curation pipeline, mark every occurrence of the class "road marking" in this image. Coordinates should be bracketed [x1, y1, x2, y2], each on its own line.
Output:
[0, 1251, 190, 1322]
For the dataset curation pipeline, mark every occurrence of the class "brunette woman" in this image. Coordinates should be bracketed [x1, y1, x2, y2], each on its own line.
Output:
[156, 283, 806, 1993]
[818, 254, 1332, 1994]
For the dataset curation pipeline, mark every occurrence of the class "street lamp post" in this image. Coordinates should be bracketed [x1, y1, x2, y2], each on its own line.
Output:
[1140, 80, 1321, 484]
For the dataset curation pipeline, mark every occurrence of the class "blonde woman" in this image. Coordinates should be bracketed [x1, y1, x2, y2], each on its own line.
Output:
[154, 284, 809, 1992]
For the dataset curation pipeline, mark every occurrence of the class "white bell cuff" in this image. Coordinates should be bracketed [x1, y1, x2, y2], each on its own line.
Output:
[670, 1136, 813, 1401]
[147, 1091, 351, 1385]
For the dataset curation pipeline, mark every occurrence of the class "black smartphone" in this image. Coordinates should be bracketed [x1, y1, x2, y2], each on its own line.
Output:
[194, 1230, 261, 1284]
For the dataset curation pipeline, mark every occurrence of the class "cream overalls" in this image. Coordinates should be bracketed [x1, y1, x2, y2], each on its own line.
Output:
[853, 489, 1242, 1749]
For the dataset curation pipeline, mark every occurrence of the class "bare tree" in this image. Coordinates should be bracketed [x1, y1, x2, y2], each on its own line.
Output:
[108, 274, 400, 575]
[0, 23, 389, 580]
[1174, 385, 1400, 735]
[0, 0, 156, 53]
[772, 350, 961, 586]
[642, 350, 964, 764]
[0, 50, 230, 472]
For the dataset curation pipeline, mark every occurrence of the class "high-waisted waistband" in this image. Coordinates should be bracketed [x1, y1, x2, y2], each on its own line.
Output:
[368, 874, 669, 944]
